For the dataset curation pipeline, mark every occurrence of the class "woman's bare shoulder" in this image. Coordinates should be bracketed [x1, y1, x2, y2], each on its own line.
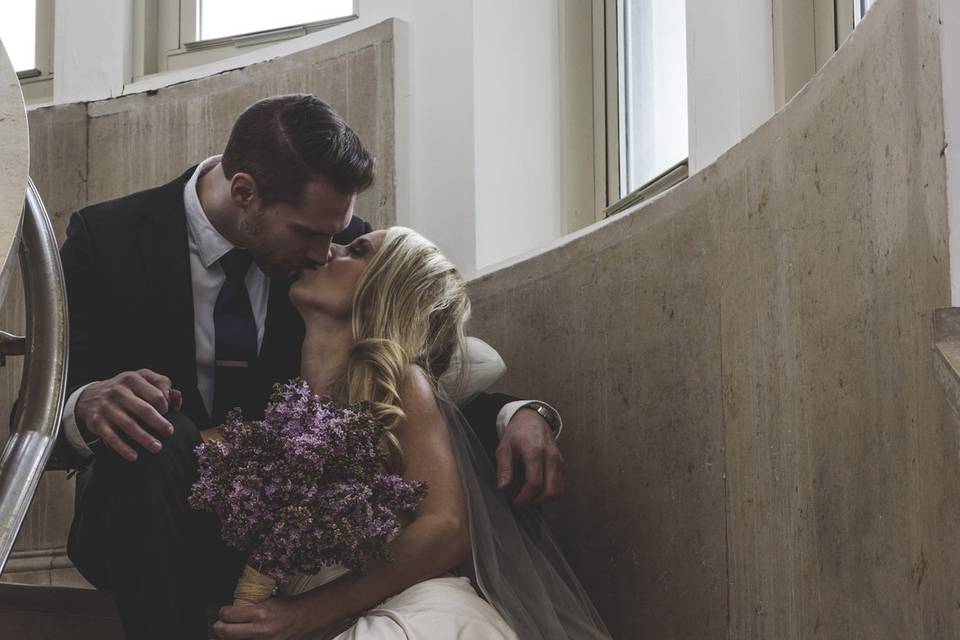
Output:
[399, 365, 443, 429]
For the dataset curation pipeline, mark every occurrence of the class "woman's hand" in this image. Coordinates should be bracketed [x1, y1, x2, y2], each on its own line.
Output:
[211, 595, 336, 640]
[199, 427, 224, 444]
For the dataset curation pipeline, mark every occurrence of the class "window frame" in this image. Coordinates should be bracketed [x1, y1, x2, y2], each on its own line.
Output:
[838, 0, 856, 45]
[135, 0, 358, 79]
[773, 0, 865, 109]
[185, 0, 358, 51]
[598, 0, 690, 220]
[598, 0, 862, 220]
[773, 0, 835, 109]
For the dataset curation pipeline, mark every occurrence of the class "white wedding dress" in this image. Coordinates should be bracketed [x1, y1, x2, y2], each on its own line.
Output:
[279, 372, 610, 640]
[284, 566, 518, 640]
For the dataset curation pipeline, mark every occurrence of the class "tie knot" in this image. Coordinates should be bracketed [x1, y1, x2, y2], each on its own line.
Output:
[219, 248, 253, 280]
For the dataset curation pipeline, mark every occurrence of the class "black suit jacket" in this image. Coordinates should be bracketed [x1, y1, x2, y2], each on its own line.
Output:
[53, 167, 509, 469]
[52, 167, 369, 468]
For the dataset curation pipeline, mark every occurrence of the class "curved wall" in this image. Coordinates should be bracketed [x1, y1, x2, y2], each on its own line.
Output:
[467, 0, 958, 637]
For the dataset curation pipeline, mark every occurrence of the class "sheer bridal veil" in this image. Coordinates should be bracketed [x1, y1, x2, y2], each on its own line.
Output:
[436, 393, 612, 640]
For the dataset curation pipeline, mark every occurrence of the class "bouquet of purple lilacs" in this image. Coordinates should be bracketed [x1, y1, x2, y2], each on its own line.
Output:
[189, 379, 427, 606]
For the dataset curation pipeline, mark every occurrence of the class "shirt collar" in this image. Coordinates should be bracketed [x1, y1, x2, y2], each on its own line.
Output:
[183, 155, 237, 269]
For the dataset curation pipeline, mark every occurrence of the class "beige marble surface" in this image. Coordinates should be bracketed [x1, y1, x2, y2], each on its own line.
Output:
[467, 0, 957, 637]
[0, 40, 27, 305]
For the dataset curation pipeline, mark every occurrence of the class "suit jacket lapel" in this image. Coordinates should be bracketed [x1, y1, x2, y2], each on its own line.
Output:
[136, 168, 199, 396]
[125, 167, 368, 424]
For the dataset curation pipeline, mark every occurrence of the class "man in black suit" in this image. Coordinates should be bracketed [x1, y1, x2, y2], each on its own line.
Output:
[58, 95, 564, 639]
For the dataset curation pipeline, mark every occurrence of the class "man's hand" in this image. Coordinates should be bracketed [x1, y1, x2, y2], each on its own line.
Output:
[496, 408, 565, 506]
[75, 368, 182, 461]
[212, 597, 329, 640]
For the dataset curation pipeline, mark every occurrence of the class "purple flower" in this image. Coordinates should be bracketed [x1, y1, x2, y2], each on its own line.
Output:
[189, 379, 427, 582]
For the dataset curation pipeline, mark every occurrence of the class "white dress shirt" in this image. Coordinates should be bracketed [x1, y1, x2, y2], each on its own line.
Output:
[62, 157, 560, 456]
[183, 156, 270, 417]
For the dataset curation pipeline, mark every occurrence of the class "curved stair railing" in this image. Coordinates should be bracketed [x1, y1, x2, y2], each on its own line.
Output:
[0, 178, 68, 574]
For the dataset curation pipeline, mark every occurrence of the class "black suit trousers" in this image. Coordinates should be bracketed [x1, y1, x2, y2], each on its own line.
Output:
[67, 411, 244, 640]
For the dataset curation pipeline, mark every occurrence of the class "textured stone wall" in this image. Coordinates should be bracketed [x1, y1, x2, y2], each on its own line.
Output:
[0, 20, 396, 586]
[466, 0, 959, 637]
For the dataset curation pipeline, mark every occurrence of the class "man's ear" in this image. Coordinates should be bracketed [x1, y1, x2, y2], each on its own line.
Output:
[229, 172, 260, 209]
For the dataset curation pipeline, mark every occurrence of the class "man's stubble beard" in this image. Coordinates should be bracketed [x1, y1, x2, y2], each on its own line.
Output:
[237, 208, 284, 277]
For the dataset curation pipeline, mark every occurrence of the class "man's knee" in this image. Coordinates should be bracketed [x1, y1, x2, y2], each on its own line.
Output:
[163, 410, 203, 453]
[94, 410, 201, 481]
[69, 412, 206, 590]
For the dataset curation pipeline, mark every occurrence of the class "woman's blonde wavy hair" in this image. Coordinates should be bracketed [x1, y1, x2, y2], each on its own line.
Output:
[330, 227, 471, 470]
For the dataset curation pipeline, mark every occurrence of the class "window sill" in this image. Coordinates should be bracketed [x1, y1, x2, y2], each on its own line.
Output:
[182, 14, 358, 53]
[605, 160, 689, 219]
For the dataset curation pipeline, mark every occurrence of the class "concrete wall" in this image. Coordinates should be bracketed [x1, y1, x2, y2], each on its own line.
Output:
[467, 0, 960, 637]
[0, 22, 395, 586]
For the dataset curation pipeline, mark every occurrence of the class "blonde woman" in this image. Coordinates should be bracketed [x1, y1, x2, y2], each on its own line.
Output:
[212, 227, 610, 640]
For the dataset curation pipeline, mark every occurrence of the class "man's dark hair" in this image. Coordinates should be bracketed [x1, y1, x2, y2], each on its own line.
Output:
[221, 94, 375, 205]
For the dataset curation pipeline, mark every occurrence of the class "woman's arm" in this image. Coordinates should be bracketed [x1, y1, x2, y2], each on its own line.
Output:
[304, 365, 470, 615]
[212, 366, 470, 639]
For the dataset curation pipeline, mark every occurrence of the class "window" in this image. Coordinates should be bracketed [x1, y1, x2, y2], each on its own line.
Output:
[600, 0, 690, 217]
[1, 0, 53, 104]
[853, 0, 876, 25]
[617, 0, 688, 198]
[1, 0, 37, 72]
[602, 0, 864, 218]
[138, 0, 358, 79]
[197, 0, 355, 42]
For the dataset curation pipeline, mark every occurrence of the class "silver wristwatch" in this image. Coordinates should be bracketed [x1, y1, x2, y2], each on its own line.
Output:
[523, 401, 561, 437]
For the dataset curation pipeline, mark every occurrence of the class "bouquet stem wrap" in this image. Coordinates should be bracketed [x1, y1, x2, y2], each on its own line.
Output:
[233, 564, 276, 606]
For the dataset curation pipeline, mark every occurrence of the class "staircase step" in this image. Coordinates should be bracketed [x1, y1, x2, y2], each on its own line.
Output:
[0, 582, 122, 639]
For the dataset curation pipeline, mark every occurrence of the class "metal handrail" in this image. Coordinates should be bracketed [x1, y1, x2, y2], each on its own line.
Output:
[0, 178, 68, 573]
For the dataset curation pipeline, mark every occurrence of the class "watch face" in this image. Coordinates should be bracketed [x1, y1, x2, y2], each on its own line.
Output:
[531, 404, 555, 430]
